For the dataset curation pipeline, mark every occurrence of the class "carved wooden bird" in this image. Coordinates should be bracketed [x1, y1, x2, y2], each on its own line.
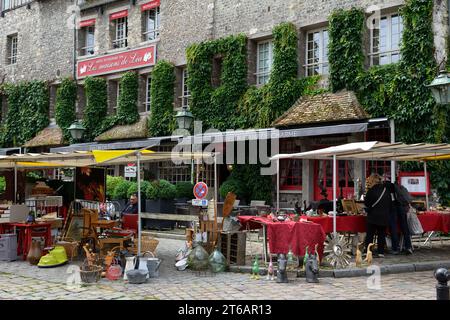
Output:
[314, 243, 320, 267]
[355, 243, 363, 268]
[266, 257, 274, 281]
[364, 243, 375, 266]
[302, 246, 309, 271]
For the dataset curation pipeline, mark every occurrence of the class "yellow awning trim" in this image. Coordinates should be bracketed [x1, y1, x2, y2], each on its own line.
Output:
[92, 150, 154, 163]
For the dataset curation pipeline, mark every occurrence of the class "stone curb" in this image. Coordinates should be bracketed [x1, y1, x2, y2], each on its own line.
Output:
[229, 260, 450, 278]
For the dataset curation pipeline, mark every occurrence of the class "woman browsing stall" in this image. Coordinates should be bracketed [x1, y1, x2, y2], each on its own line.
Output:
[364, 174, 391, 258]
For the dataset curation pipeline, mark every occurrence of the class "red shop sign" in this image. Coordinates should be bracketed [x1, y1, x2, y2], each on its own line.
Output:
[79, 18, 96, 28]
[141, 0, 160, 11]
[77, 45, 156, 79]
[110, 9, 128, 21]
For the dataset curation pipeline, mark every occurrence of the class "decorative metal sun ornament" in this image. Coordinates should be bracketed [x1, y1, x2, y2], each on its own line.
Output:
[324, 234, 352, 269]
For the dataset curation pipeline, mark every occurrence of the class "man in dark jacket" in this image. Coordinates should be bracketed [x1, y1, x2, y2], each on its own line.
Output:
[364, 175, 391, 257]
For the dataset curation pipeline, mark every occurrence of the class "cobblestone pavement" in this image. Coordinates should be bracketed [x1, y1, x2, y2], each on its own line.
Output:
[0, 238, 441, 300]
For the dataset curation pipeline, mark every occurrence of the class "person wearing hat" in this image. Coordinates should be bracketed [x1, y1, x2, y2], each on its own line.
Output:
[364, 174, 391, 257]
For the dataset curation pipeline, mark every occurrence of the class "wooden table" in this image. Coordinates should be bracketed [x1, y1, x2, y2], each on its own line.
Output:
[9, 223, 52, 260]
[97, 235, 132, 257]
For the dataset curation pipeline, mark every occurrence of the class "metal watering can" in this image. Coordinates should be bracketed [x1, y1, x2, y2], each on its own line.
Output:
[143, 251, 161, 278]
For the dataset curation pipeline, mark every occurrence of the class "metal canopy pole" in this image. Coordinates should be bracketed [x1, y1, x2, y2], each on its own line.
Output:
[390, 119, 396, 182]
[14, 164, 17, 204]
[276, 159, 280, 211]
[333, 154, 337, 237]
[137, 151, 142, 256]
[424, 161, 429, 211]
[214, 154, 218, 244]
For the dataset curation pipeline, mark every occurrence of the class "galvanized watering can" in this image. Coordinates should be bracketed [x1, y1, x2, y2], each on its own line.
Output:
[143, 251, 161, 278]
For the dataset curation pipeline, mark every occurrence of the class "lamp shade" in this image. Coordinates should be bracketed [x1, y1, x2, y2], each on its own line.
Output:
[175, 106, 194, 130]
[68, 120, 86, 140]
[427, 71, 450, 105]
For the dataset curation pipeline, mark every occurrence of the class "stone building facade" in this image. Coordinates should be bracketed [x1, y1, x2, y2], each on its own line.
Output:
[0, 0, 449, 204]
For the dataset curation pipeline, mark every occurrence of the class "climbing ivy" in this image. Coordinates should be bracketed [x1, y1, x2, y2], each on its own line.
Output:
[187, 34, 248, 130]
[239, 23, 326, 128]
[1, 81, 49, 147]
[116, 71, 140, 125]
[330, 1, 450, 201]
[148, 60, 176, 137]
[83, 76, 108, 141]
[55, 77, 77, 142]
[328, 7, 365, 92]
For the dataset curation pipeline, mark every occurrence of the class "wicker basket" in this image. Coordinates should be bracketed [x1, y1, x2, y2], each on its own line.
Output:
[80, 264, 103, 283]
[130, 236, 159, 254]
[56, 237, 79, 261]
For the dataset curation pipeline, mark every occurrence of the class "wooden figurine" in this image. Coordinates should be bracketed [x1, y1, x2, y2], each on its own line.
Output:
[364, 243, 374, 266]
[355, 243, 363, 268]
[302, 246, 309, 271]
[314, 243, 320, 266]
[266, 256, 274, 280]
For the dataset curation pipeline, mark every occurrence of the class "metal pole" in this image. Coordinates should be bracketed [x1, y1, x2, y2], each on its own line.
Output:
[214, 154, 218, 245]
[137, 152, 141, 256]
[424, 161, 429, 211]
[435, 268, 449, 300]
[333, 155, 337, 237]
[14, 164, 17, 204]
[390, 119, 396, 183]
[276, 159, 280, 211]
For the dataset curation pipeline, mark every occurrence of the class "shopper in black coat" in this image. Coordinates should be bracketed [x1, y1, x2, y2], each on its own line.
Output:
[364, 175, 391, 257]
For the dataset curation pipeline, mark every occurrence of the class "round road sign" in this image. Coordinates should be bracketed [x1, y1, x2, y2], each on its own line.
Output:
[193, 182, 208, 200]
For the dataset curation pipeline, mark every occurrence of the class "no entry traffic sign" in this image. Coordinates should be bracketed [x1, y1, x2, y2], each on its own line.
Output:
[193, 182, 208, 200]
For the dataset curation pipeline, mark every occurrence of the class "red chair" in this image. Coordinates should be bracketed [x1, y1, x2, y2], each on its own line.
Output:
[122, 214, 138, 235]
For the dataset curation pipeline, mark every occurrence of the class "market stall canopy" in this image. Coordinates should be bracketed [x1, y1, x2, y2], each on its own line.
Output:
[0, 149, 216, 168]
[270, 141, 450, 162]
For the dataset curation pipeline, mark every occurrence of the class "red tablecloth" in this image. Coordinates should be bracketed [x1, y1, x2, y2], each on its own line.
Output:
[238, 216, 326, 258]
[306, 216, 367, 233]
[420, 212, 450, 233]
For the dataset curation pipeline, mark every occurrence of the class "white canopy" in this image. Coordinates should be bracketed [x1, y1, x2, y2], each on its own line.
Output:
[270, 141, 450, 236]
[270, 141, 450, 162]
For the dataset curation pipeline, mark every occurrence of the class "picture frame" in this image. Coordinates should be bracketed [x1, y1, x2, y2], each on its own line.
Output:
[341, 199, 359, 214]
[398, 171, 430, 196]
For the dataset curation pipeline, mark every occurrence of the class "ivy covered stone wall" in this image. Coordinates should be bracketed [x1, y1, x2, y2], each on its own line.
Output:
[328, 0, 450, 203]
[0, 81, 49, 147]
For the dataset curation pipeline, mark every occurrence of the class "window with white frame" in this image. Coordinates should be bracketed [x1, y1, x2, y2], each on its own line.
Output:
[370, 13, 403, 66]
[107, 167, 115, 176]
[256, 40, 273, 85]
[144, 75, 152, 112]
[7, 34, 18, 65]
[157, 145, 191, 183]
[2, 0, 31, 11]
[143, 7, 160, 41]
[181, 68, 190, 108]
[113, 17, 128, 49]
[82, 26, 95, 56]
[305, 29, 328, 76]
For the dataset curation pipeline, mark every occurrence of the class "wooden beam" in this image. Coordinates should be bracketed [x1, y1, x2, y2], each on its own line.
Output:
[140, 212, 199, 222]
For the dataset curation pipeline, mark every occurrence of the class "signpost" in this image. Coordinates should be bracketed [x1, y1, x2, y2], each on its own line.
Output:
[192, 182, 208, 207]
[124, 163, 137, 178]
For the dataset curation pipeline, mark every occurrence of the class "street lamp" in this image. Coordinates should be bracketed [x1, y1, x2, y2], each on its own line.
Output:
[68, 120, 86, 142]
[175, 106, 194, 130]
[427, 70, 450, 105]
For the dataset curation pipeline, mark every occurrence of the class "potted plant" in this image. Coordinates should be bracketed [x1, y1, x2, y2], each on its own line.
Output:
[219, 179, 244, 202]
[175, 181, 194, 204]
[112, 179, 132, 211]
[106, 176, 124, 200]
[145, 179, 176, 230]
[127, 180, 151, 212]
